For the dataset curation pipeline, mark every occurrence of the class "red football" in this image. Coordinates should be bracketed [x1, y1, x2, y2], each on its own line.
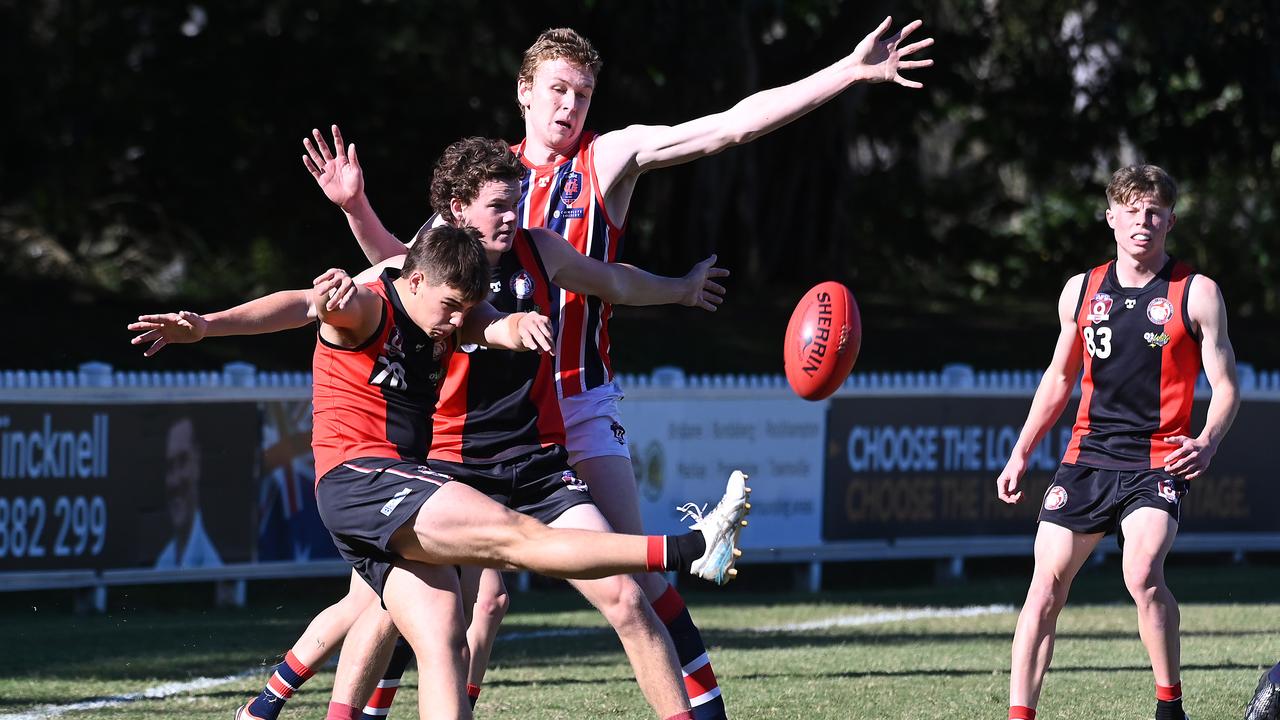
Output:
[783, 281, 861, 401]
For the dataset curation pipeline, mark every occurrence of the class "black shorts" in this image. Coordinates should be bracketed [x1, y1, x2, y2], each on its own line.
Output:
[1038, 463, 1190, 539]
[315, 457, 455, 596]
[429, 444, 594, 525]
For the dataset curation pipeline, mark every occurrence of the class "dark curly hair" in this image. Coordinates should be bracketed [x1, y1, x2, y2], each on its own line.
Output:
[429, 137, 524, 221]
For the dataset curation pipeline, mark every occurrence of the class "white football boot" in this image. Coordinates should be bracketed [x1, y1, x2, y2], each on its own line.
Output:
[678, 470, 751, 585]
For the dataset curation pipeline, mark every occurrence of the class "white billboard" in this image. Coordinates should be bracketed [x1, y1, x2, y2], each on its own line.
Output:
[623, 397, 825, 549]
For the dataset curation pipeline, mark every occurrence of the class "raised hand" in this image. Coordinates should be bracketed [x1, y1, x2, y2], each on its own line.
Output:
[312, 268, 356, 312]
[303, 124, 364, 210]
[127, 311, 209, 357]
[849, 16, 935, 89]
[681, 254, 730, 312]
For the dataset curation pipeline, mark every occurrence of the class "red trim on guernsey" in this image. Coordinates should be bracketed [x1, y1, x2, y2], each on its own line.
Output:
[430, 350, 473, 464]
[1150, 264, 1199, 468]
[1062, 265, 1109, 465]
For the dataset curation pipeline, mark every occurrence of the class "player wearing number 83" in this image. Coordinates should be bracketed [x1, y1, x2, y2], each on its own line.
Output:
[994, 165, 1241, 720]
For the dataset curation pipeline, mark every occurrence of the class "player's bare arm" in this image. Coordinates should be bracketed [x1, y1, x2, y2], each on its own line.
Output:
[996, 274, 1087, 504]
[303, 124, 405, 265]
[458, 302, 554, 354]
[1162, 275, 1240, 480]
[530, 228, 728, 310]
[314, 273, 383, 349]
[590, 16, 933, 216]
[127, 269, 356, 357]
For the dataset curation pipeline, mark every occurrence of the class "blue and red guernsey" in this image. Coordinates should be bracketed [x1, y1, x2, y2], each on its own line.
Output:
[513, 132, 624, 399]
[311, 270, 455, 479]
[430, 229, 567, 464]
[1063, 258, 1202, 470]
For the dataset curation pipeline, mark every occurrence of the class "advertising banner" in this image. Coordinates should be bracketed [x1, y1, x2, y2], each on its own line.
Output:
[0, 403, 260, 571]
[256, 400, 338, 562]
[625, 397, 825, 549]
[822, 396, 1280, 540]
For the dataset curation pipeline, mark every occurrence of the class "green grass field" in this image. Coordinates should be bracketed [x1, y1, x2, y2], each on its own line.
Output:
[2, 561, 1277, 720]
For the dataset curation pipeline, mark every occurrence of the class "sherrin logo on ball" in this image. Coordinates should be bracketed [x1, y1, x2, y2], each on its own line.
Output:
[783, 281, 861, 401]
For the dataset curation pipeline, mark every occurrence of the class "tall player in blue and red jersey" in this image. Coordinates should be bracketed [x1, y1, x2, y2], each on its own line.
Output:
[995, 166, 1241, 720]
[313, 17, 933, 718]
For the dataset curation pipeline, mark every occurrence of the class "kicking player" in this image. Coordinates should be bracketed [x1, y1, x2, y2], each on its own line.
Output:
[130, 139, 735, 720]
[995, 165, 1241, 720]
[305, 19, 931, 717]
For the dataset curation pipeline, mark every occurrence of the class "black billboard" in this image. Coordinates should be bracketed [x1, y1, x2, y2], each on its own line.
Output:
[0, 403, 260, 571]
[823, 396, 1280, 540]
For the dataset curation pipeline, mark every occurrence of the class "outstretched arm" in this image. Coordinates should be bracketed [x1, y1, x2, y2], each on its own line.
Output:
[458, 302, 554, 353]
[592, 16, 933, 186]
[532, 229, 728, 310]
[127, 269, 355, 356]
[1163, 277, 1240, 480]
[996, 275, 1086, 504]
[302, 124, 407, 264]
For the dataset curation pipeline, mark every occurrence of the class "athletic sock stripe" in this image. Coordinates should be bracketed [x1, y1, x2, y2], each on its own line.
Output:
[267, 676, 296, 698]
[688, 687, 722, 707]
[681, 652, 711, 675]
[651, 584, 685, 624]
[360, 707, 391, 717]
[283, 651, 315, 680]
[684, 661, 719, 698]
[646, 536, 666, 572]
[375, 678, 400, 690]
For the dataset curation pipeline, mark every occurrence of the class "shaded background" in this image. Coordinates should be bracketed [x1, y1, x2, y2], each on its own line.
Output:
[4, 0, 1277, 374]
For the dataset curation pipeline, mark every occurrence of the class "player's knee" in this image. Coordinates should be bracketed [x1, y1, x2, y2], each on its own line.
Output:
[1025, 577, 1068, 614]
[593, 579, 651, 634]
[1122, 564, 1164, 598]
[473, 585, 510, 626]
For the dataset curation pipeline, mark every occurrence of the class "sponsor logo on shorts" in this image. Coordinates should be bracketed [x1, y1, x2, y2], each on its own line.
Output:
[510, 270, 535, 300]
[1087, 293, 1113, 323]
[610, 421, 627, 446]
[1158, 478, 1181, 504]
[1043, 485, 1068, 511]
[1144, 331, 1171, 348]
[1147, 297, 1175, 325]
[381, 487, 413, 516]
[561, 470, 589, 493]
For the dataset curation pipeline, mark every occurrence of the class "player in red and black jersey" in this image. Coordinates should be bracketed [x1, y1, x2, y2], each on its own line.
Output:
[333, 136, 729, 719]
[995, 166, 1241, 720]
[129, 221, 747, 720]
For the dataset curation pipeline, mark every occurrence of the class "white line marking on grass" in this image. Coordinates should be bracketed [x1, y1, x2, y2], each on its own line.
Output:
[1, 604, 1017, 718]
[756, 603, 1016, 632]
[0, 669, 259, 720]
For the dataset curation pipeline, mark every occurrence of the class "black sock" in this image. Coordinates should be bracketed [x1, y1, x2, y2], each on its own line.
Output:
[1155, 698, 1185, 720]
[665, 532, 707, 574]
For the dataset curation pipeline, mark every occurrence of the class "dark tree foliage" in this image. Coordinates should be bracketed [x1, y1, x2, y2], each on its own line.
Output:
[3, 0, 1277, 372]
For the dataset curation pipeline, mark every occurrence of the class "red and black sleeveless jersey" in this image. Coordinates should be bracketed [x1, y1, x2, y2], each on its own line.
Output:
[1062, 258, 1202, 470]
[430, 229, 567, 464]
[312, 270, 455, 479]
[513, 132, 624, 399]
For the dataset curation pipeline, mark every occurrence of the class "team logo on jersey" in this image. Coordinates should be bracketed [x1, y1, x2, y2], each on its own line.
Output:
[1124, 298, 1137, 309]
[510, 270, 536, 300]
[1157, 478, 1182, 504]
[1144, 331, 1171, 348]
[1087, 293, 1113, 323]
[1043, 485, 1068, 511]
[490, 280, 503, 295]
[432, 340, 448, 360]
[561, 470, 589, 493]
[1146, 297, 1175, 325]
[561, 172, 583, 205]
[460, 343, 479, 354]
[370, 327, 408, 390]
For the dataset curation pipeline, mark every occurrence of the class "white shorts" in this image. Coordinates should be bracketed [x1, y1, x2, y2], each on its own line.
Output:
[559, 381, 630, 466]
